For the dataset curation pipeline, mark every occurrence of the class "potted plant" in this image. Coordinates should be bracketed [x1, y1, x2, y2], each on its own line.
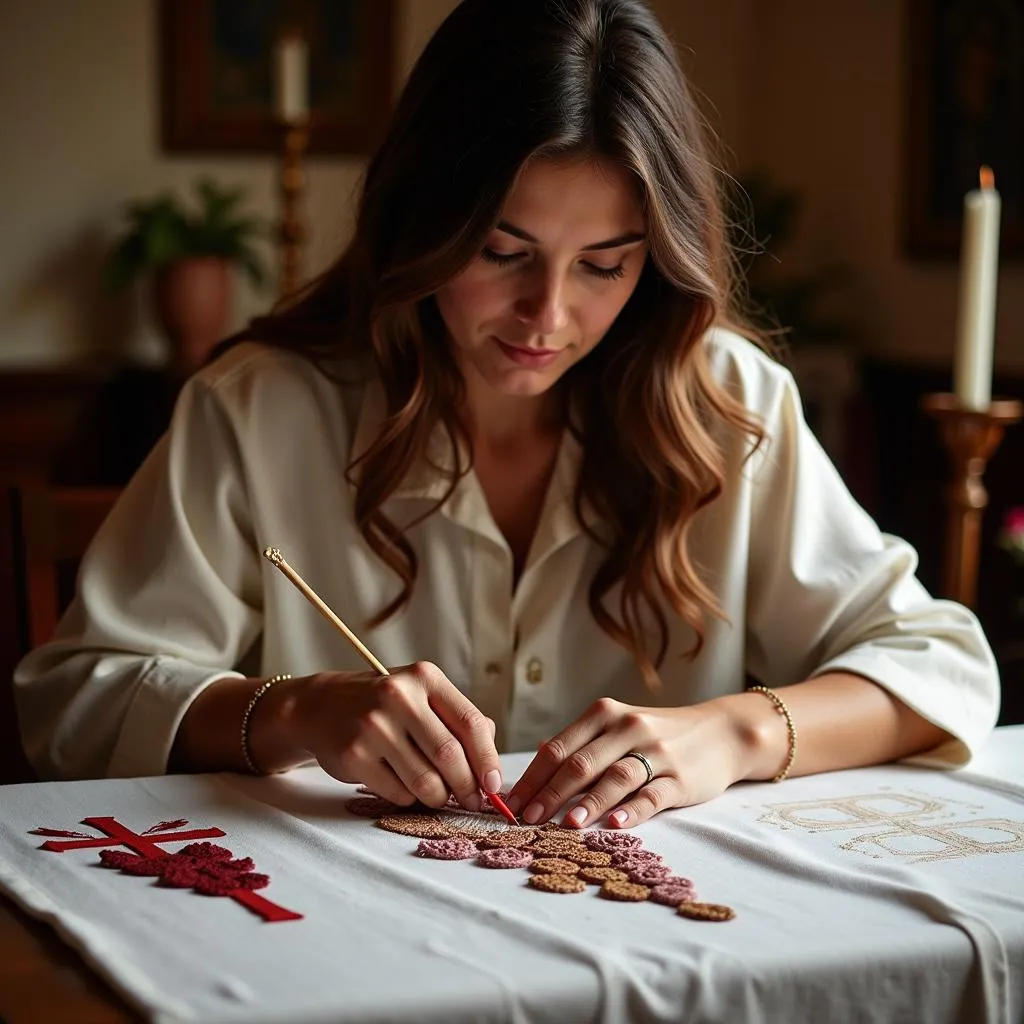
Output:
[105, 177, 269, 373]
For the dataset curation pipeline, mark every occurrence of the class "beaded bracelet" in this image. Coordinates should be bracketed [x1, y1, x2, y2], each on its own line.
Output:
[747, 684, 797, 782]
[241, 674, 292, 775]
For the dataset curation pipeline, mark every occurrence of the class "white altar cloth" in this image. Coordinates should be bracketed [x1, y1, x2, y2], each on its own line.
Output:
[1, 728, 1023, 1024]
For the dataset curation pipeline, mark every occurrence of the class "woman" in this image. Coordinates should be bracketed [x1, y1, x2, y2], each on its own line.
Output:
[15, 0, 998, 830]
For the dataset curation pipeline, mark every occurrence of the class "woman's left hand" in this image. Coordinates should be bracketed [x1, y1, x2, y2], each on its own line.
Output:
[505, 695, 773, 829]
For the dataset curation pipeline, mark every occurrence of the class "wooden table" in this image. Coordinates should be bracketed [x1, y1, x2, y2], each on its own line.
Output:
[0, 893, 137, 1022]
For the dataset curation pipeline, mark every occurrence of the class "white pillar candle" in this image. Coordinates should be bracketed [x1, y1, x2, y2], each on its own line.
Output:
[953, 167, 1001, 411]
[274, 33, 308, 124]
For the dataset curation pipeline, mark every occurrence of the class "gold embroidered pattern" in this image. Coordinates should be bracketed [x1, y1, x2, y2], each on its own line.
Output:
[757, 791, 1024, 863]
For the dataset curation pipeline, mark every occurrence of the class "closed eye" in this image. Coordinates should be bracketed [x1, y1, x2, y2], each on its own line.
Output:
[481, 247, 626, 280]
[480, 247, 525, 267]
[583, 262, 625, 280]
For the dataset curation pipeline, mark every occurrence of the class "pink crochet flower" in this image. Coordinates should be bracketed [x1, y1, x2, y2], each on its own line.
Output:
[583, 830, 644, 852]
[476, 847, 534, 869]
[628, 863, 672, 885]
[415, 837, 479, 860]
[610, 849, 663, 868]
[650, 881, 698, 906]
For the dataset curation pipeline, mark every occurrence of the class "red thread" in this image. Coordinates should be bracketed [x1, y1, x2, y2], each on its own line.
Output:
[37, 817, 225, 857]
[143, 819, 190, 835]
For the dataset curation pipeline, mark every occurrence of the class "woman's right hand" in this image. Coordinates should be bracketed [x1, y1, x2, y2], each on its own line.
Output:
[287, 661, 502, 812]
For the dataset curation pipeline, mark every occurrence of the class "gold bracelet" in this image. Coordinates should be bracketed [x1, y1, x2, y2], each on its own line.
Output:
[240, 674, 292, 775]
[747, 684, 797, 782]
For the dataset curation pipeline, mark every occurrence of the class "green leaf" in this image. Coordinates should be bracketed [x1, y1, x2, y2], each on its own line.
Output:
[103, 176, 270, 288]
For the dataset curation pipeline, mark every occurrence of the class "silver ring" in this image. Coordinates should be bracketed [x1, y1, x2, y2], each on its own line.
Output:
[621, 751, 654, 787]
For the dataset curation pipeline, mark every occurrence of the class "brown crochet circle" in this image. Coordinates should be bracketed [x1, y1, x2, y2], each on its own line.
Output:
[477, 828, 538, 849]
[538, 826, 581, 842]
[564, 849, 613, 867]
[530, 838, 589, 857]
[677, 901, 736, 922]
[376, 815, 456, 839]
[577, 866, 629, 886]
[528, 873, 587, 894]
[599, 879, 652, 902]
[528, 857, 580, 875]
[346, 796, 405, 818]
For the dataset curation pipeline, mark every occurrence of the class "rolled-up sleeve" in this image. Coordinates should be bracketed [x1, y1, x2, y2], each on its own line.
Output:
[14, 375, 263, 780]
[743, 366, 999, 766]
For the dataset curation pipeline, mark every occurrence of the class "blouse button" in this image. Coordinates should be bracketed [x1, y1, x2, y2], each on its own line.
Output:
[484, 661, 501, 676]
[525, 658, 544, 685]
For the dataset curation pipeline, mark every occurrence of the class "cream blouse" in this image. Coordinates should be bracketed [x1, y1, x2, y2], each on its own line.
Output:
[14, 330, 999, 779]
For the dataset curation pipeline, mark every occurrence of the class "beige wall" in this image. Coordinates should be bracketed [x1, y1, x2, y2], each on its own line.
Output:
[651, 0, 757, 169]
[0, 0, 459, 366]
[2, 0, 1021, 373]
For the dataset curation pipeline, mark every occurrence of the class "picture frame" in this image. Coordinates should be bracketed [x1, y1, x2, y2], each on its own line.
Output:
[905, 0, 1024, 258]
[160, 0, 393, 155]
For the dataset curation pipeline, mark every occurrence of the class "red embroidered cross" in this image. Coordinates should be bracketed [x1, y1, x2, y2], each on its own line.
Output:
[32, 818, 302, 923]
[35, 817, 226, 856]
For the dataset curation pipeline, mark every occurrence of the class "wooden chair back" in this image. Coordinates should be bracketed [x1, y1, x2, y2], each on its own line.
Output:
[15, 486, 121, 650]
[1, 486, 121, 784]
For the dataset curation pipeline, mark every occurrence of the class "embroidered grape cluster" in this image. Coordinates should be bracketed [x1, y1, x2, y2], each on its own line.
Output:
[99, 841, 269, 897]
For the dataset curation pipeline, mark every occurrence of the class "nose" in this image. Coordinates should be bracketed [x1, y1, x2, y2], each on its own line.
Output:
[514, 271, 569, 337]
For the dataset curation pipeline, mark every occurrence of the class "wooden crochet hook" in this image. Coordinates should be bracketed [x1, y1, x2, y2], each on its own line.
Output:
[263, 546, 387, 674]
[262, 547, 518, 826]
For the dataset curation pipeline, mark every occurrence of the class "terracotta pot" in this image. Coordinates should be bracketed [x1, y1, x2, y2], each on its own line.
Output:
[153, 257, 233, 374]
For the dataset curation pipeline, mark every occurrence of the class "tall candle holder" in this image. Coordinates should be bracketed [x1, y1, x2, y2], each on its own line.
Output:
[277, 119, 309, 299]
[922, 393, 1022, 609]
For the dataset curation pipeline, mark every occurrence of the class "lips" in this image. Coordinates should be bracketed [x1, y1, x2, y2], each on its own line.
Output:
[495, 338, 562, 368]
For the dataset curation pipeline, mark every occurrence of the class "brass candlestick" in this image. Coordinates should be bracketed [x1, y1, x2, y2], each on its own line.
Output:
[922, 393, 1022, 609]
[278, 120, 309, 299]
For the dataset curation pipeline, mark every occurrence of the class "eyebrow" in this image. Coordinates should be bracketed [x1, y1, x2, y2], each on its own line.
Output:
[496, 220, 646, 251]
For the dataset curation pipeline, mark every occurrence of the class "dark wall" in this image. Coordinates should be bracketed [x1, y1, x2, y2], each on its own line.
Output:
[854, 360, 1024, 726]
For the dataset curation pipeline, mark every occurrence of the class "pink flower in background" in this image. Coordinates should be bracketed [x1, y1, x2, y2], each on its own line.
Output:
[999, 508, 1024, 565]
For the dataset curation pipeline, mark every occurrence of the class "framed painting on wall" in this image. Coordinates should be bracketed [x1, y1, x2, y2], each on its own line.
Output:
[160, 0, 393, 155]
[905, 0, 1024, 258]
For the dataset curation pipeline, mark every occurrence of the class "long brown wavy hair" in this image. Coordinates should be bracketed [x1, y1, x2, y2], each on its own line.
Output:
[227, 0, 766, 688]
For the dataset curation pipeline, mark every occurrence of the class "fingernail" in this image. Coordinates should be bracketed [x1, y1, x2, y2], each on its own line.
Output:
[523, 802, 544, 824]
[609, 809, 629, 828]
[566, 806, 588, 828]
[483, 770, 502, 794]
[505, 794, 521, 814]
[463, 791, 482, 812]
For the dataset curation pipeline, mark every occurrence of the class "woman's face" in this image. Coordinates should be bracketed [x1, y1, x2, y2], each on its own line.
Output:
[435, 156, 647, 403]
